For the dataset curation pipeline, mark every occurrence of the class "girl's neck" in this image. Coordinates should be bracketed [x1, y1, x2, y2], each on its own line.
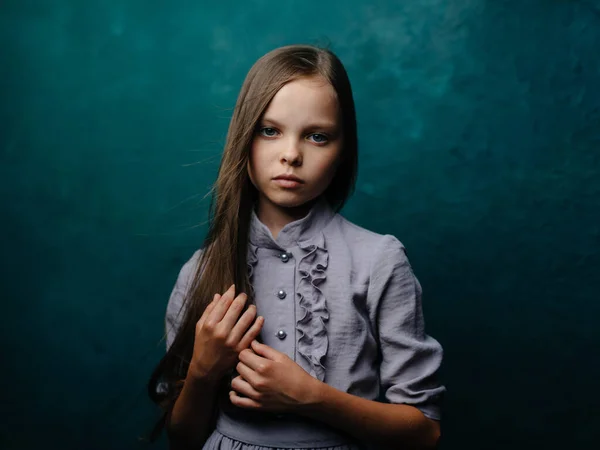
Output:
[254, 197, 319, 240]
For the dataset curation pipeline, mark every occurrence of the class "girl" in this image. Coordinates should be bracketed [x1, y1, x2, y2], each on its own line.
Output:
[148, 44, 445, 450]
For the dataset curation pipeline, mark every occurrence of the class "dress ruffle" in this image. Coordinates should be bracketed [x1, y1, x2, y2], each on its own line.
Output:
[295, 232, 329, 382]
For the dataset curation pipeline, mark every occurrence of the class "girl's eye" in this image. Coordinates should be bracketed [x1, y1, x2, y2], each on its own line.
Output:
[259, 127, 278, 137]
[309, 133, 328, 144]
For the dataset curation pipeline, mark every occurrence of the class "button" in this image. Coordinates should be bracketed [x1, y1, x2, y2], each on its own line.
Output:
[276, 330, 287, 340]
[280, 252, 290, 263]
[277, 290, 287, 299]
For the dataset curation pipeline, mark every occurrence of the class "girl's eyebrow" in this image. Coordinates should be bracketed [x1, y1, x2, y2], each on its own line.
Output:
[261, 116, 338, 130]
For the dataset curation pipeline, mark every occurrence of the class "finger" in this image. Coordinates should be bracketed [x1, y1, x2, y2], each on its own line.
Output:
[238, 348, 268, 371]
[230, 375, 262, 400]
[237, 316, 265, 350]
[197, 294, 220, 329]
[228, 305, 258, 344]
[219, 292, 248, 330]
[250, 340, 281, 361]
[229, 390, 261, 409]
[207, 284, 236, 324]
[236, 360, 264, 386]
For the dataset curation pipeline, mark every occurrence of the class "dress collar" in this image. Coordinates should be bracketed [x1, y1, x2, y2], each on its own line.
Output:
[248, 197, 335, 250]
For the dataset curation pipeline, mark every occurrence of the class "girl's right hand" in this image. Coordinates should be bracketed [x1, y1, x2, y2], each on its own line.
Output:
[188, 284, 264, 382]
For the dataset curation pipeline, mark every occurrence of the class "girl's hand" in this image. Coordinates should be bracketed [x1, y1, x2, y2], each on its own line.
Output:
[229, 340, 321, 412]
[188, 284, 264, 382]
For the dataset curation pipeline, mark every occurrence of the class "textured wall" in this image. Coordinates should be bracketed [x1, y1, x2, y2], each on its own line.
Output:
[1, 1, 599, 449]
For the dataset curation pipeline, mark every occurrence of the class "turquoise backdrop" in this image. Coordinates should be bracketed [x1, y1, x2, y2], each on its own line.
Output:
[1, 1, 599, 449]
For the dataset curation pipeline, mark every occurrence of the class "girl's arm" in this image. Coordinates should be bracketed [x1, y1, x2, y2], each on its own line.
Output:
[303, 381, 440, 449]
[167, 371, 220, 450]
[233, 341, 440, 450]
[167, 371, 219, 450]
[315, 234, 442, 449]
[166, 285, 264, 449]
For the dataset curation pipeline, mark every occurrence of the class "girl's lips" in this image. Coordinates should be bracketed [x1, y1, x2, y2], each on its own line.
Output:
[273, 178, 302, 188]
[274, 174, 303, 182]
[273, 174, 304, 188]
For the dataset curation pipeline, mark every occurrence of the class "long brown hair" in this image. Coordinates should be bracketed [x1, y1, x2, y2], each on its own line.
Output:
[147, 44, 359, 440]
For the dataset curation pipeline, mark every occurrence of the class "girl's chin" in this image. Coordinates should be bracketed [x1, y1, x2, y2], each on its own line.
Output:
[260, 192, 315, 209]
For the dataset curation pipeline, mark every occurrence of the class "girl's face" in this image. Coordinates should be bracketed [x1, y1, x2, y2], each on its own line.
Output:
[248, 76, 343, 212]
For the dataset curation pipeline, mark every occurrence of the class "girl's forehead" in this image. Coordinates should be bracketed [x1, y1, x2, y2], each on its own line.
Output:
[277, 76, 336, 98]
[263, 77, 340, 124]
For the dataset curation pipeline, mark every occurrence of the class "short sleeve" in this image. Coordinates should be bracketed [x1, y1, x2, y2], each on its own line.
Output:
[368, 235, 446, 420]
[165, 249, 203, 351]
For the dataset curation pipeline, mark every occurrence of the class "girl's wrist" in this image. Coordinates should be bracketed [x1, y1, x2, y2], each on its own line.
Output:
[298, 378, 327, 413]
[186, 364, 222, 386]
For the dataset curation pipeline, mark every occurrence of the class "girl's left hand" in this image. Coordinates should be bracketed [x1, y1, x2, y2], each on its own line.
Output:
[229, 340, 320, 412]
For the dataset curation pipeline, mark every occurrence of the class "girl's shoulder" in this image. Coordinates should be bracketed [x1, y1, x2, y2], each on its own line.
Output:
[177, 248, 203, 285]
[326, 212, 409, 265]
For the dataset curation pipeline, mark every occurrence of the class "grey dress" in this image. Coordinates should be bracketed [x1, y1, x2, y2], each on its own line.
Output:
[165, 197, 446, 449]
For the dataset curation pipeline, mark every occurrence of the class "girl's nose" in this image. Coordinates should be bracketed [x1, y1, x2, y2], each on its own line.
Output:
[280, 139, 302, 166]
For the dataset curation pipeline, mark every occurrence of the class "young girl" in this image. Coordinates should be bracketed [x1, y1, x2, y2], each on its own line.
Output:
[148, 44, 445, 450]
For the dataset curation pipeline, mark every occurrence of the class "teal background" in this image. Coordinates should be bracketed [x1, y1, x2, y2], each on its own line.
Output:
[1, 1, 599, 449]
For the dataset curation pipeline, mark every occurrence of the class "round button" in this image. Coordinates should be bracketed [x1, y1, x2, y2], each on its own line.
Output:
[277, 290, 287, 299]
[276, 330, 287, 340]
[280, 252, 290, 263]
